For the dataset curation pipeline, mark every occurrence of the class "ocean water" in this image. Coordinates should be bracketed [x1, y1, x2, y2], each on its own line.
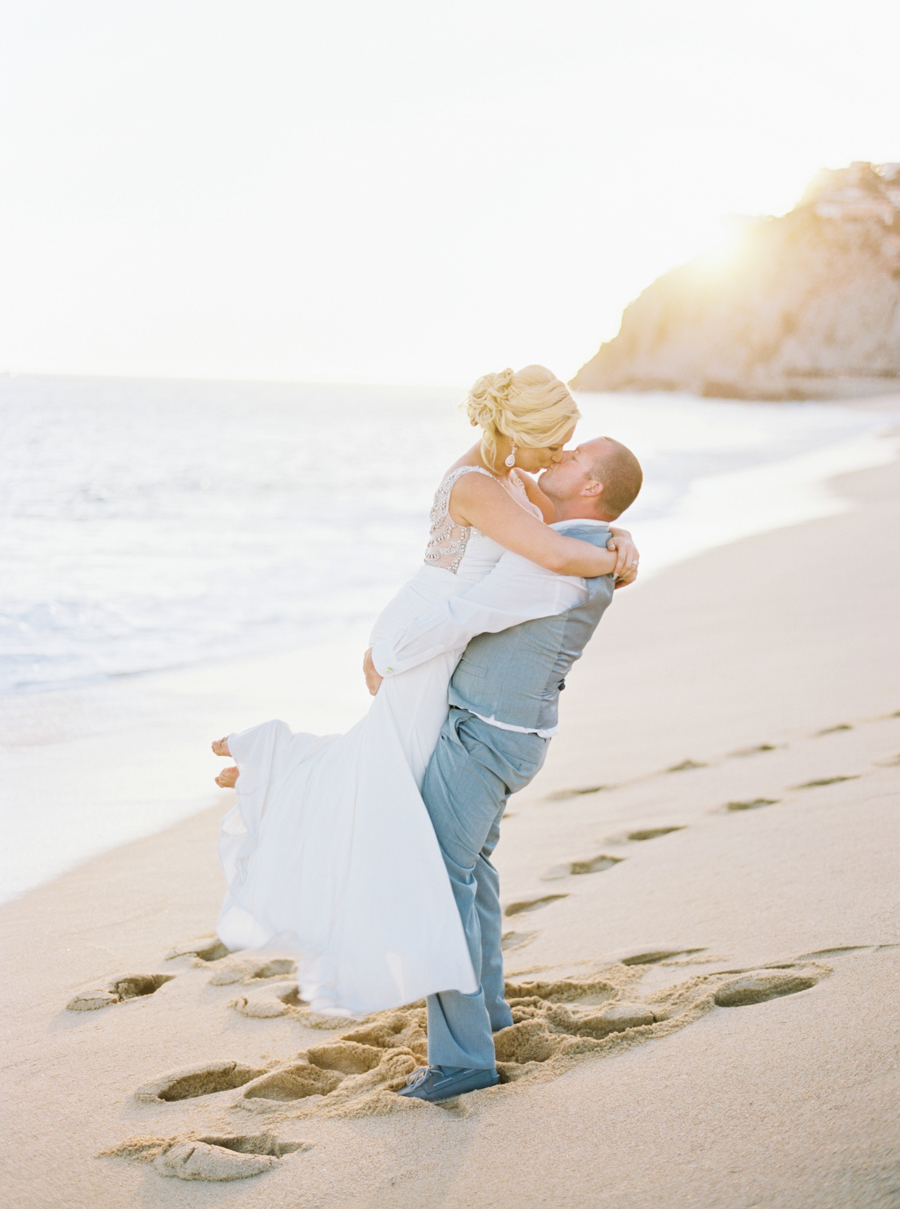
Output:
[0, 374, 897, 902]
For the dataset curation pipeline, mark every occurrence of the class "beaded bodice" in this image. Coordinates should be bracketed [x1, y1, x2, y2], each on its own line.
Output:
[424, 465, 532, 574]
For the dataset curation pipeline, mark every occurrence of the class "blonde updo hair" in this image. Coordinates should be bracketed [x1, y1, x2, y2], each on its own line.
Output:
[465, 365, 581, 470]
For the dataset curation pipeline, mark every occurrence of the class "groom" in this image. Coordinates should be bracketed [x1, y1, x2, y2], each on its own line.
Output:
[365, 436, 643, 1101]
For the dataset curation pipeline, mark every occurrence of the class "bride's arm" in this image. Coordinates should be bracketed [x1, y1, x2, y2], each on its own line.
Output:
[517, 473, 639, 583]
[450, 472, 618, 578]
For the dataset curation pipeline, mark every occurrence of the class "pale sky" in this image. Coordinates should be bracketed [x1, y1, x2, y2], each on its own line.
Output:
[1, 0, 898, 386]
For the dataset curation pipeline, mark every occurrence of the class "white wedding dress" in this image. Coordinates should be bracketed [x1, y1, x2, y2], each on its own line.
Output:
[217, 466, 539, 1015]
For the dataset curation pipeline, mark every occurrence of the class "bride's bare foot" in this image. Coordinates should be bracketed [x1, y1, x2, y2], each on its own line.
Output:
[211, 737, 231, 757]
[215, 765, 239, 789]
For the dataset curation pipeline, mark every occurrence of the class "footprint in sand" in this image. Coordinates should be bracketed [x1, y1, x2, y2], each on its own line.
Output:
[541, 855, 622, 881]
[101, 1132, 306, 1182]
[713, 971, 819, 1006]
[208, 956, 297, 986]
[501, 931, 537, 951]
[233, 1042, 395, 1109]
[67, 973, 175, 1012]
[815, 723, 853, 735]
[721, 798, 779, 813]
[794, 775, 860, 789]
[164, 939, 298, 984]
[136, 1023, 429, 1118]
[799, 945, 873, 960]
[626, 826, 686, 841]
[798, 944, 898, 960]
[165, 935, 230, 963]
[231, 982, 300, 1019]
[239, 1064, 346, 1104]
[504, 894, 569, 916]
[229, 982, 350, 1028]
[545, 785, 610, 800]
[135, 1061, 269, 1103]
[619, 949, 706, 966]
[666, 759, 707, 772]
[491, 963, 826, 1077]
[595, 826, 686, 850]
[137, 959, 828, 1118]
[728, 744, 778, 757]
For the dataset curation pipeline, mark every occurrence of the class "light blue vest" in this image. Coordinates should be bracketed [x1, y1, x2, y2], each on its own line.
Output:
[448, 522, 615, 733]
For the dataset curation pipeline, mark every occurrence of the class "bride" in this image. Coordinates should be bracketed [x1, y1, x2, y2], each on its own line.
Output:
[212, 365, 638, 1016]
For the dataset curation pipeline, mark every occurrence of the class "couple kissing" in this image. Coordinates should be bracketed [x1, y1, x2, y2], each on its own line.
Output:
[212, 364, 642, 1102]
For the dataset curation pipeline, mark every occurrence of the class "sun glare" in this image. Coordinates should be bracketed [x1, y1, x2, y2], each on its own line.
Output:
[692, 216, 753, 275]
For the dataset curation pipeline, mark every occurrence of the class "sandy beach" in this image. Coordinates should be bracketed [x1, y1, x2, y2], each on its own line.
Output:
[2, 408, 899, 1209]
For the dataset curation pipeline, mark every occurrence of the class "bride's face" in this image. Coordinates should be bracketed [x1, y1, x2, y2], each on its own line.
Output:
[516, 425, 576, 473]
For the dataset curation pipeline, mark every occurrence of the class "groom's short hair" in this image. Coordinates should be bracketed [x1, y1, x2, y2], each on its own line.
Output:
[590, 438, 643, 518]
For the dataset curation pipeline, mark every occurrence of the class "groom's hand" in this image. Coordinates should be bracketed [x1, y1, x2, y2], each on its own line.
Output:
[607, 527, 639, 588]
[363, 648, 383, 696]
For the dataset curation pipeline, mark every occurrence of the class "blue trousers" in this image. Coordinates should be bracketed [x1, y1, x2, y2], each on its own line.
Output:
[421, 707, 549, 1070]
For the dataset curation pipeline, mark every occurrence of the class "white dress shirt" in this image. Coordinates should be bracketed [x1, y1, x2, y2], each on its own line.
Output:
[370, 519, 609, 737]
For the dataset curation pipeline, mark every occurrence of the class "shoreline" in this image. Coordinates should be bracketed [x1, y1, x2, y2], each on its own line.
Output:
[575, 374, 900, 403]
[1, 418, 898, 1207]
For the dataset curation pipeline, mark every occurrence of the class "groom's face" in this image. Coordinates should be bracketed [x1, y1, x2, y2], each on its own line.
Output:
[539, 438, 609, 501]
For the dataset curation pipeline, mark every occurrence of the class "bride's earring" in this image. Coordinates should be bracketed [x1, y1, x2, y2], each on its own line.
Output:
[505, 443, 517, 468]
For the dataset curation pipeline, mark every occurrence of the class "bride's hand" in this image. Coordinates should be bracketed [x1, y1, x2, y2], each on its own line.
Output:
[607, 528, 639, 587]
[363, 648, 383, 696]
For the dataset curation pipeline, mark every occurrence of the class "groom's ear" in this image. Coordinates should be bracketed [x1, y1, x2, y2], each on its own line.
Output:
[583, 478, 604, 500]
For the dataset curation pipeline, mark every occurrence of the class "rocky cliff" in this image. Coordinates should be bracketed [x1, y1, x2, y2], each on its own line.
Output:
[571, 162, 900, 400]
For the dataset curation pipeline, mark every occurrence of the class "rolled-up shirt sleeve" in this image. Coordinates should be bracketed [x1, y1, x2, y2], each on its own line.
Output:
[370, 554, 587, 677]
